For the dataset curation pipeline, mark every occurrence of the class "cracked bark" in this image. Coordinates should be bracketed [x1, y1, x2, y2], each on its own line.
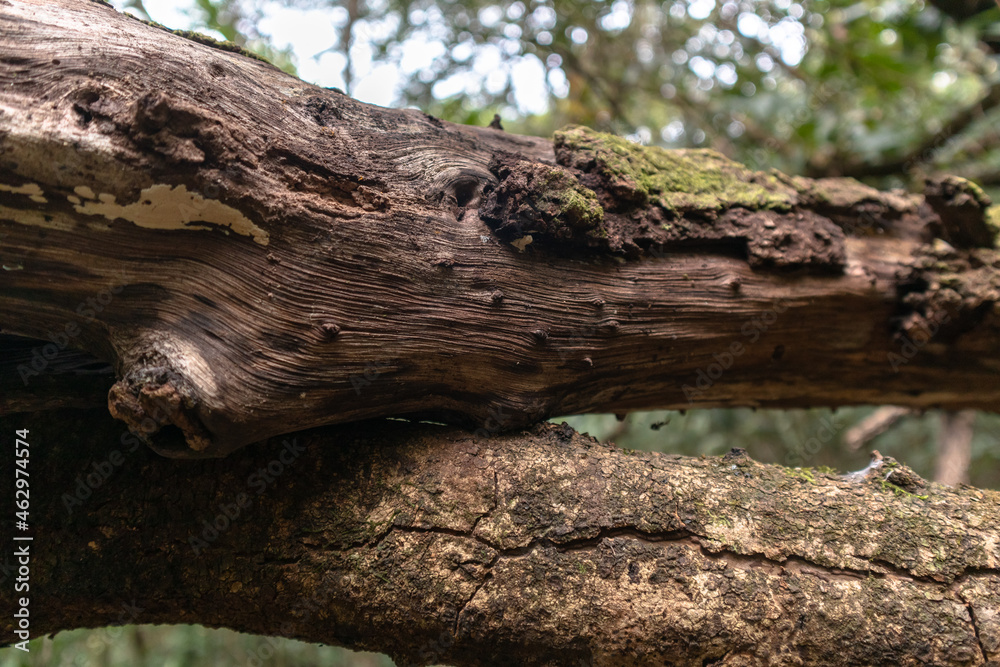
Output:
[2, 2, 1000, 663]
[1, 408, 999, 666]
[2, 0, 1000, 458]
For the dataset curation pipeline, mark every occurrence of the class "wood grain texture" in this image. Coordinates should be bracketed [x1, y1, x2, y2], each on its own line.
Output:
[1, 0, 998, 457]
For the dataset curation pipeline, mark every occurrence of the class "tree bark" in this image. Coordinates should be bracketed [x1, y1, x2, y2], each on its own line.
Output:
[1, 408, 998, 666]
[1, 0, 999, 457]
[936, 411, 977, 486]
[1, 3, 999, 664]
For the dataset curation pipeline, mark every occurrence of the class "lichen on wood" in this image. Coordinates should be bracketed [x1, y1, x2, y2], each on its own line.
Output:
[2, 409, 997, 665]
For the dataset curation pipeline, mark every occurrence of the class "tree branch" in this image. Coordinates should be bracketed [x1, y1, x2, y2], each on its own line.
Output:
[1, 0, 999, 460]
[843, 406, 914, 451]
[810, 82, 1000, 179]
[1, 408, 997, 665]
[936, 410, 976, 485]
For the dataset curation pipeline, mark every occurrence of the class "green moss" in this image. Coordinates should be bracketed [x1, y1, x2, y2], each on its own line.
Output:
[550, 175, 603, 226]
[987, 206, 1000, 249]
[878, 479, 929, 501]
[536, 167, 605, 235]
[706, 510, 733, 527]
[785, 468, 817, 484]
[554, 125, 794, 214]
[953, 176, 990, 207]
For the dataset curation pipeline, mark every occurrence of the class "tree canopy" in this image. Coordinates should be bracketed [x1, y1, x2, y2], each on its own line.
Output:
[120, 0, 1000, 188]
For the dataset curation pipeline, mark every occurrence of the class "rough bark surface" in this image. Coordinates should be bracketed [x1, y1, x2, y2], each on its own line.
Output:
[1, 0, 999, 457]
[1, 409, 998, 666]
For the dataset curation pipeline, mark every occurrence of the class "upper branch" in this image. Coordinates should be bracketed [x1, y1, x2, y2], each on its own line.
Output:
[811, 81, 1000, 179]
[1, 0, 999, 458]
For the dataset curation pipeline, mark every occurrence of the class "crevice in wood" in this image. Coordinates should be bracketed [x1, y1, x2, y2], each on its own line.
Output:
[967, 601, 988, 663]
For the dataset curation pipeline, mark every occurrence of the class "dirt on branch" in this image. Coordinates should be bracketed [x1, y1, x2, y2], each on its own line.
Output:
[1, 0, 999, 459]
[1, 408, 998, 666]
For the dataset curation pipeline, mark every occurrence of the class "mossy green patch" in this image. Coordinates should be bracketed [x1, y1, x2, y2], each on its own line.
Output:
[879, 479, 929, 501]
[554, 125, 794, 214]
[951, 176, 990, 207]
[987, 206, 1000, 249]
[537, 167, 605, 232]
[784, 468, 817, 484]
[481, 156, 610, 248]
[792, 175, 886, 209]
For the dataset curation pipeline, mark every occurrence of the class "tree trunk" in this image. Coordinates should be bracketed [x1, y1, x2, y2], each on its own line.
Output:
[1, 408, 998, 666]
[936, 411, 977, 486]
[2, 0, 999, 458]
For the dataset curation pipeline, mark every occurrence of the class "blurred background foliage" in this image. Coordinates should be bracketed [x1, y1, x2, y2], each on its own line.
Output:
[6, 0, 999, 664]
[118, 0, 1000, 190]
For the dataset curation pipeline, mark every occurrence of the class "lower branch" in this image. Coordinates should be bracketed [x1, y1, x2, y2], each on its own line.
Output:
[3, 0, 1000, 458]
[1, 409, 997, 666]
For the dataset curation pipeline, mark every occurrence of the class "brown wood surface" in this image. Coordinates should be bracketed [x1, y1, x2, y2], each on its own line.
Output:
[0, 0, 998, 461]
[1, 3, 999, 664]
[1, 408, 997, 666]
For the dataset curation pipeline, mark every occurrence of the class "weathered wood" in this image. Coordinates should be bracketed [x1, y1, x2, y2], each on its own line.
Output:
[1, 5, 998, 662]
[1, 0, 999, 459]
[1, 409, 997, 666]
